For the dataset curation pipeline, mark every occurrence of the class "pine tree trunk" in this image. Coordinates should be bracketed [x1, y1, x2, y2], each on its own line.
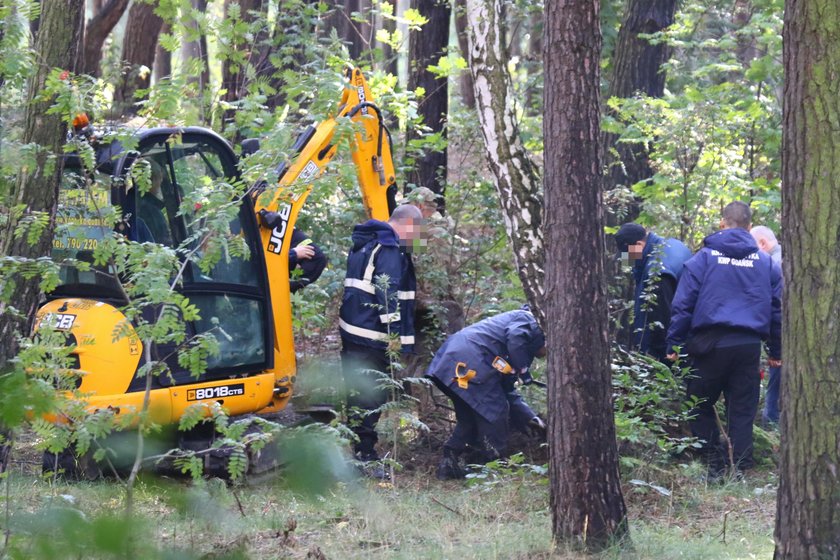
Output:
[544, 0, 628, 550]
[463, 0, 544, 324]
[113, 1, 164, 116]
[407, 0, 450, 206]
[0, 0, 85, 369]
[81, 0, 130, 77]
[774, 1, 840, 557]
[602, 0, 676, 212]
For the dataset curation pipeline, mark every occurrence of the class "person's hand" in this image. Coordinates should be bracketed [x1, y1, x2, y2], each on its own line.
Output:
[768, 358, 782, 368]
[666, 353, 679, 362]
[293, 245, 315, 260]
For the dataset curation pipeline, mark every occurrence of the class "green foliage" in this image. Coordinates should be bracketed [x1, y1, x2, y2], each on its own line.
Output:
[612, 347, 700, 457]
[605, 0, 783, 244]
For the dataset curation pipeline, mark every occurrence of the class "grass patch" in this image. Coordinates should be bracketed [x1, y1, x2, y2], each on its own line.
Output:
[0, 461, 777, 559]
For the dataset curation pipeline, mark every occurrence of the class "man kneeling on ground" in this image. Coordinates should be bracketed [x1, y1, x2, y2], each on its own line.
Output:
[427, 307, 546, 480]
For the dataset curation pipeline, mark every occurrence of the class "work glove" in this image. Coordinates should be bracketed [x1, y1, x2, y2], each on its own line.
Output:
[526, 416, 547, 440]
[518, 369, 534, 386]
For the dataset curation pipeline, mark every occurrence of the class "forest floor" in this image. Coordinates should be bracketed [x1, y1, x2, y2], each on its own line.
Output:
[3, 430, 778, 560]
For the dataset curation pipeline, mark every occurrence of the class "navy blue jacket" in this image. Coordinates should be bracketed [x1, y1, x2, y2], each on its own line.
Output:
[339, 220, 416, 352]
[666, 228, 782, 358]
[632, 233, 692, 359]
[288, 228, 327, 293]
[427, 309, 544, 424]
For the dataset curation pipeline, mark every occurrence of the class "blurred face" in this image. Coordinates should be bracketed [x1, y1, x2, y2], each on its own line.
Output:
[752, 235, 774, 253]
[392, 218, 429, 253]
[622, 240, 645, 264]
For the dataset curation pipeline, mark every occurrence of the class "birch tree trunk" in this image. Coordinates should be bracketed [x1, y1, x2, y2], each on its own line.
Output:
[463, 0, 544, 324]
[544, 0, 628, 550]
[774, 1, 840, 557]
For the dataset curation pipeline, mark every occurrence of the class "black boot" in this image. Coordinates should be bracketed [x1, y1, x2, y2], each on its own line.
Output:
[436, 448, 466, 480]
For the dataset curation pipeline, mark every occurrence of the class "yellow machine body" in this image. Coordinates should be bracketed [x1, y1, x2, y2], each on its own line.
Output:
[37, 67, 396, 426]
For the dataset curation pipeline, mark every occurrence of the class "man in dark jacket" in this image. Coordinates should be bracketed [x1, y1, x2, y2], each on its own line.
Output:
[666, 201, 782, 478]
[615, 223, 693, 361]
[427, 308, 546, 480]
[339, 204, 423, 470]
[288, 228, 327, 292]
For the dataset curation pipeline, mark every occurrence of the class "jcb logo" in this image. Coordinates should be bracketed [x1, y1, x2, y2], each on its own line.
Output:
[267, 203, 292, 254]
[39, 313, 77, 331]
[266, 161, 320, 255]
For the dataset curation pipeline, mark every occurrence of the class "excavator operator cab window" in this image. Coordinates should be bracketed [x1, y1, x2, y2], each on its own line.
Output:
[127, 134, 269, 377]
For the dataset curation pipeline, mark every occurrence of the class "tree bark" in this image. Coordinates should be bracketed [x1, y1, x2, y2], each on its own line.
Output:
[182, 0, 211, 98]
[602, 0, 676, 209]
[463, 0, 544, 324]
[774, 1, 840, 557]
[453, 0, 475, 109]
[154, 22, 172, 83]
[0, 0, 85, 369]
[113, 1, 164, 116]
[544, 0, 628, 550]
[81, 0, 130, 77]
[407, 0, 450, 206]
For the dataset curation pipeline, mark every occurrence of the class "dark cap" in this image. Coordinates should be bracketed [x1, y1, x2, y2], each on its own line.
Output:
[614, 223, 647, 252]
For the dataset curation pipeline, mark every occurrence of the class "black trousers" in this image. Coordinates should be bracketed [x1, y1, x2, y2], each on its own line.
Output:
[340, 339, 390, 459]
[688, 342, 762, 471]
[432, 379, 509, 462]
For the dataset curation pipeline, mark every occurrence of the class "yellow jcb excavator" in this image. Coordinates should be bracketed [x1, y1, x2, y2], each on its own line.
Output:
[35, 67, 397, 475]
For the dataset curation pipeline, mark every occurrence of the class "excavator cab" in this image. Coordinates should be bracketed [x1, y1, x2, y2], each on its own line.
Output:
[47, 128, 276, 419]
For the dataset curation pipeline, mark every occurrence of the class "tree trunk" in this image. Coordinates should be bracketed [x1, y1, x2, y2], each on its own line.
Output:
[407, 0, 450, 206]
[544, 0, 628, 551]
[602, 0, 676, 210]
[733, 0, 756, 68]
[463, 0, 544, 324]
[345, 0, 363, 58]
[774, 1, 840, 557]
[221, 0, 266, 105]
[81, 0, 130, 77]
[29, 0, 40, 41]
[113, 1, 164, 116]
[182, 0, 211, 121]
[322, 0, 352, 47]
[453, 0, 475, 109]
[0, 0, 85, 369]
[154, 22, 172, 83]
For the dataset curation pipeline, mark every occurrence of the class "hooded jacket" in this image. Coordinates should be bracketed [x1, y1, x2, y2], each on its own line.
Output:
[666, 228, 782, 358]
[427, 309, 544, 424]
[632, 233, 693, 359]
[339, 220, 416, 352]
